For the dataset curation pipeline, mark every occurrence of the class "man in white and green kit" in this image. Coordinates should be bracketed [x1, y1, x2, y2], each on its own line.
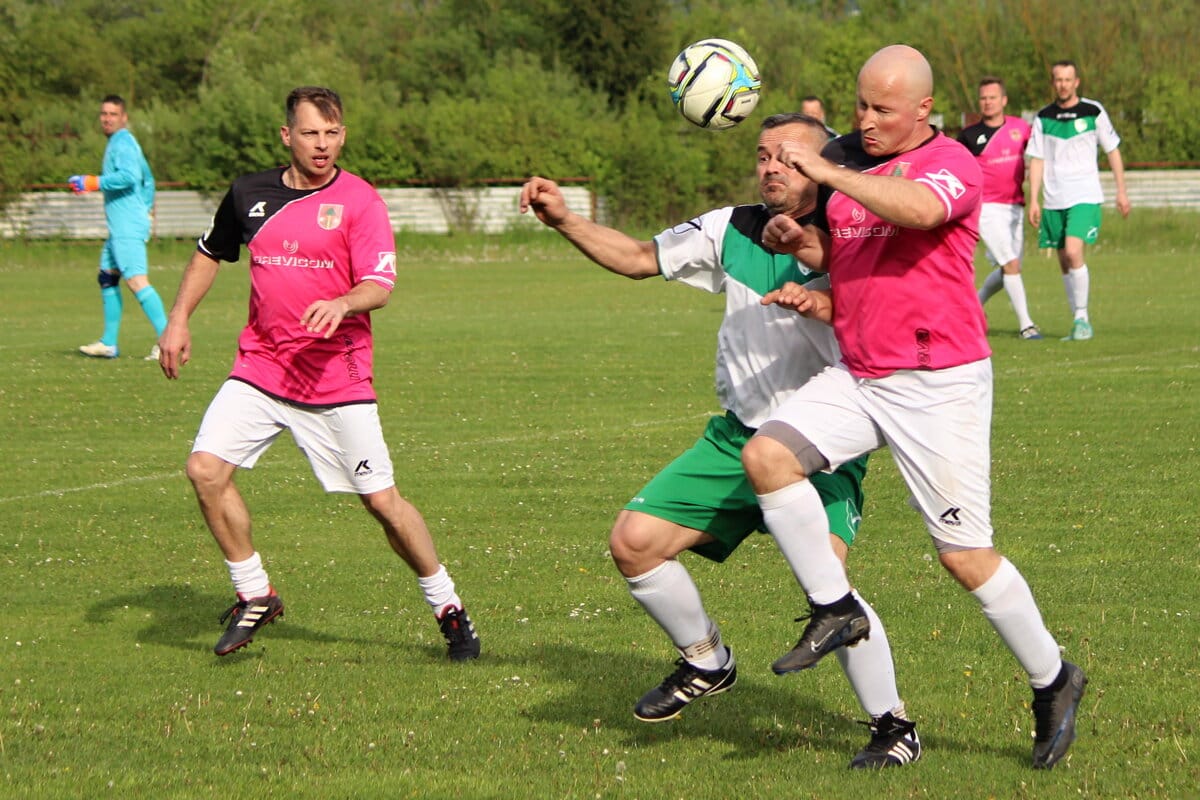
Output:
[519, 112, 919, 769]
[1027, 60, 1131, 341]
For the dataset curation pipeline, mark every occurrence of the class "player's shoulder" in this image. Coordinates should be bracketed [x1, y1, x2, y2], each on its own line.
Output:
[1035, 102, 1059, 119]
[957, 121, 988, 144]
[822, 131, 888, 172]
[1074, 98, 1107, 117]
[231, 166, 286, 192]
[1006, 115, 1032, 133]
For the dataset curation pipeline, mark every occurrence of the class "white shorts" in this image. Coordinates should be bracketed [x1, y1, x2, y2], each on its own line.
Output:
[192, 380, 396, 494]
[978, 202, 1024, 267]
[766, 360, 994, 550]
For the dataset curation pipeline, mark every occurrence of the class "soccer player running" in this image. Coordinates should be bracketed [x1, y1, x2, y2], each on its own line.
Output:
[519, 112, 920, 769]
[70, 95, 167, 360]
[157, 87, 480, 661]
[746, 46, 1086, 770]
[958, 77, 1041, 340]
[1026, 60, 1131, 341]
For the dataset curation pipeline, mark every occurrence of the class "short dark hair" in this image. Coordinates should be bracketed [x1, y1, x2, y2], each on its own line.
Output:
[761, 112, 829, 140]
[101, 94, 126, 109]
[801, 95, 824, 107]
[286, 86, 344, 127]
[978, 76, 1006, 93]
[1052, 60, 1078, 76]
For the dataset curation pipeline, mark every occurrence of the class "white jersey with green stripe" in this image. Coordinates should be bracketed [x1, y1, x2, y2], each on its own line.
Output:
[1026, 97, 1122, 209]
[654, 204, 839, 429]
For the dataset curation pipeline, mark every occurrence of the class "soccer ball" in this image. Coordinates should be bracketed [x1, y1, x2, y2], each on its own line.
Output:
[667, 38, 761, 130]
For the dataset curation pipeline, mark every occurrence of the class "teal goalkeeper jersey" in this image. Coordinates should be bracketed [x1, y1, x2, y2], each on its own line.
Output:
[99, 128, 155, 239]
[653, 204, 839, 429]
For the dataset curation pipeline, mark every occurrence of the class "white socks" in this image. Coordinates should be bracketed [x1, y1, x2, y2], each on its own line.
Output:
[418, 564, 463, 618]
[980, 268, 1034, 330]
[628, 560, 728, 669]
[978, 268, 1004, 304]
[835, 590, 903, 717]
[758, 481, 850, 604]
[1065, 265, 1090, 321]
[226, 552, 271, 599]
[971, 558, 1062, 687]
[1003, 273, 1034, 330]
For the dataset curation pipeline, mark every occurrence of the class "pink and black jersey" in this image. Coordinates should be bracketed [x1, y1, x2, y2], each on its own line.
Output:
[198, 167, 397, 406]
[819, 131, 990, 378]
[956, 115, 1030, 205]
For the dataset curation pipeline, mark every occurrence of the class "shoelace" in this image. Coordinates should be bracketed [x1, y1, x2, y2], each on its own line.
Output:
[218, 600, 248, 625]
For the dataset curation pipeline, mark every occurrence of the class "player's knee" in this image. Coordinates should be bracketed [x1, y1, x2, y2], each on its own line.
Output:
[186, 451, 229, 492]
[97, 270, 121, 289]
[609, 513, 664, 575]
[742, 423, 823, 489]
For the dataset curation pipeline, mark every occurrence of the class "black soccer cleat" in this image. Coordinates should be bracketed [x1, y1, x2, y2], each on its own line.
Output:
[438, 606, 481, 661]
[1032, 661, 1087, 769]
[214, 591, 284, 656]
[771, 593, 870, 675]
[634, 653, 737, 723]
[849, 712, 921, 769]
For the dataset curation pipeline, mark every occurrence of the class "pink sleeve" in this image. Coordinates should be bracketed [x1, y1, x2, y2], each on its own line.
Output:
[350, 193, 397, 290]
[913, 142, 982, 223]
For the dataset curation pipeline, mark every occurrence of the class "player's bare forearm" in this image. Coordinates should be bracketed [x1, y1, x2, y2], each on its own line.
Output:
[822, 168, 946, 229]
[554, 213, 659, 279]
[168, 251, 222, 322]
[520, 176, 657, 278]
[301, 279, 391, 339]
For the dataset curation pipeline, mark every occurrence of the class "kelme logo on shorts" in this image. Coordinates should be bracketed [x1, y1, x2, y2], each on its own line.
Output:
[354, 459, 373, 477]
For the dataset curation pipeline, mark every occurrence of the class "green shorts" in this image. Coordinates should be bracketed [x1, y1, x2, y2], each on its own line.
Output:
[624, 411, 867, 563]
[1038, 204, 1102, 249]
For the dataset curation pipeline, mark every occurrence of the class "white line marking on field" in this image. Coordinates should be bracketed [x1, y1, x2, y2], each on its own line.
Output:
[0, 472, 181, 504]
[0, 412, 716, 505]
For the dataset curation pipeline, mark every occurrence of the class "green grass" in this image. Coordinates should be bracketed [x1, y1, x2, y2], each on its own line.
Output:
[1, 213, 1198, 798]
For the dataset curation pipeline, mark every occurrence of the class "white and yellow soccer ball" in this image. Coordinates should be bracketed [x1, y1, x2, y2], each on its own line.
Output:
[667, 38, 761, 130]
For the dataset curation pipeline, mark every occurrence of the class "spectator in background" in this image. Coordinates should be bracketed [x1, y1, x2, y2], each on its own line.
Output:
[69, 95, 166, 360]
[801, 95, 838, 138]
[1026, 60, 1131, 341]
[957, 77, 1041, 339]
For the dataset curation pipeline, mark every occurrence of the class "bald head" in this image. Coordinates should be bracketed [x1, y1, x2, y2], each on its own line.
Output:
[855, 45, 935, 156]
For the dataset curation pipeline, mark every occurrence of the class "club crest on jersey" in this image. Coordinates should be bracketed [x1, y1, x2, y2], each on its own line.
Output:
[318, 204, 344, 230]
[891, 161, 911, 178]
[1009, 128, 1023, 141]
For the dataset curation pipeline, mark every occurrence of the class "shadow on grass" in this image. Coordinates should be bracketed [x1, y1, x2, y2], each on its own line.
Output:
[504, 639, 869, 763]
[490, 637, 1030, 767]
[84, 583, 357, 658]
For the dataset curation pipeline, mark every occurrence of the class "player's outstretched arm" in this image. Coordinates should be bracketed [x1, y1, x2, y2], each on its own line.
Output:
[519, 176, 658, 279]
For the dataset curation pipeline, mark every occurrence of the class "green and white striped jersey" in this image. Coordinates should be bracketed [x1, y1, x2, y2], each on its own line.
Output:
[654, 204, 838, 429]
[1027, 98, 1122, 209]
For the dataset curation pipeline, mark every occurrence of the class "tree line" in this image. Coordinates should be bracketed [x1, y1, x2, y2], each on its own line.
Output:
[3, 0, 1197, 228]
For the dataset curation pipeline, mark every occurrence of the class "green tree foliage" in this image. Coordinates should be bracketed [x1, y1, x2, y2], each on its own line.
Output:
[2, 0, 1197, 226]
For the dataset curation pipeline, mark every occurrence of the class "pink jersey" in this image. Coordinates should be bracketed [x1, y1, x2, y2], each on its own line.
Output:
[957, 116, 1030, 205]
[199, 167, 397, 405]
[825, 133, 990, 378]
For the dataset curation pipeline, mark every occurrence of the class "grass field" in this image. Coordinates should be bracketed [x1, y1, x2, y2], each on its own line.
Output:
[1, 213, 1198, 799]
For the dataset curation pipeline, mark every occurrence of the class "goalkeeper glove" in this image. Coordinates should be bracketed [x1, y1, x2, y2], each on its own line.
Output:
[68, 175, 100, 194]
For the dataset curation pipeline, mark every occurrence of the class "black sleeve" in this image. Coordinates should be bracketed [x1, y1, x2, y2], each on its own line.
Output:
[197, 186, 243, 263]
